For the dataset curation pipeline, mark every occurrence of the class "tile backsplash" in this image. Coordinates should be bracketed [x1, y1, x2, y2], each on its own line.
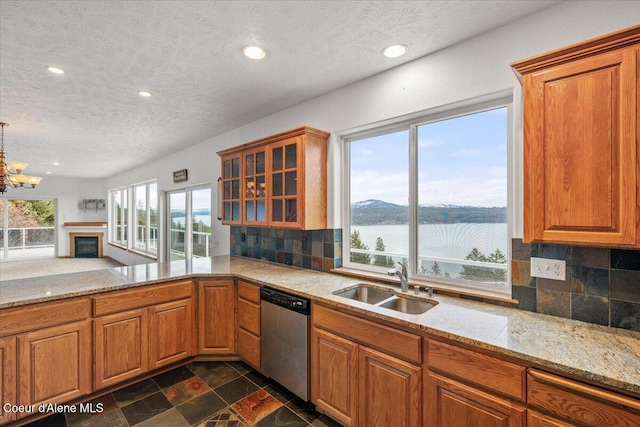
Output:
[511, 239, 640, 332]
[230, 230, 639, 332]
[230, 226, 342, 272]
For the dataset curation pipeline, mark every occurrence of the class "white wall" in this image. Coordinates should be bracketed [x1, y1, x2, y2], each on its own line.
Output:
[40, 1, 640, 265]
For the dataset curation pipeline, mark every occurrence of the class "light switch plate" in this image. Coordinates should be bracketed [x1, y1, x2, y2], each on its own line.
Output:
[530, 257, 566, 281]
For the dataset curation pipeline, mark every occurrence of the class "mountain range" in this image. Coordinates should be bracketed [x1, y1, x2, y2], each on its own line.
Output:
[351, 199, 506, 225]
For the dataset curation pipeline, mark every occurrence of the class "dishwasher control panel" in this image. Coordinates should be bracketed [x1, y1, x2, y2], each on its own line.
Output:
[260, 287, 310, 315]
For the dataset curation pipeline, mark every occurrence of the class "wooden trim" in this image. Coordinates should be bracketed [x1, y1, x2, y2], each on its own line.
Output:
[63, 222, 107, 227]
[529, 369, 640, 412]
[511, 24, 640, 77]
[93, 280, 194, 316]
[217, 126, 330, 156]
[312, 304, 422, 364]
[69, 232, 104, 258]
[0, 297, 90, 337]
[428, 339, 526, 401]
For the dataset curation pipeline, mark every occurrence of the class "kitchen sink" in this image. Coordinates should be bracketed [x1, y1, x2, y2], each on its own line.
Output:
[378, 296, 437, 315]
[334, 284, 394, 304]
[334, 284, 438, 315]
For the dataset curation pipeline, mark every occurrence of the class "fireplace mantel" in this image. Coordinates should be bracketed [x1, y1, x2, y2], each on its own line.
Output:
[64, 222, 107, 228]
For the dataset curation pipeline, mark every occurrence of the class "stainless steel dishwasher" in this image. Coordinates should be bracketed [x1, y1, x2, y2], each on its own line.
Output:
[260, 286, 310, 401]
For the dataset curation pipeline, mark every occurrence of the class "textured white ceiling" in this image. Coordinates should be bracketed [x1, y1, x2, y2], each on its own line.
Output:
[0, 0, 558, 178]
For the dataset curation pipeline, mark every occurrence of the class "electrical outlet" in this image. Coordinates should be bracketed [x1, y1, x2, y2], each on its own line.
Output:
[530, 257, 566, 281]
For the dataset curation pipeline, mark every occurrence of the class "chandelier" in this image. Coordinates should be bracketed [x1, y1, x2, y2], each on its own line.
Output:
[0, 122, 43, 194]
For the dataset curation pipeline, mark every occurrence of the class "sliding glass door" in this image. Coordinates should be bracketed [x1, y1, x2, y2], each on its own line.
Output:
[0, 198, 56, 261]
[167, 187, 211, 261]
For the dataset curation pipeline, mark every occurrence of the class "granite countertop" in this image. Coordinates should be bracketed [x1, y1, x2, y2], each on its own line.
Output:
[1, 255, 639, 396]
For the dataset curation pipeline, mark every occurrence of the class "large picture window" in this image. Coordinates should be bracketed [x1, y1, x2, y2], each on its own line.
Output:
[345, 98, 510, 297]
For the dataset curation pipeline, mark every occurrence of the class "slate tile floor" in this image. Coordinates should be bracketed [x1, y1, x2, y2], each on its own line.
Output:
[23, 362, 342, 427]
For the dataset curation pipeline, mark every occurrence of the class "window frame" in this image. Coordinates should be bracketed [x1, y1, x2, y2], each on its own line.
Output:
[342, 93, 513, 299]
[108, 179, 158, 258]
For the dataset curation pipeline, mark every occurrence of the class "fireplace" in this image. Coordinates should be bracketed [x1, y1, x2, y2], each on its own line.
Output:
[69, 232, 103, 258]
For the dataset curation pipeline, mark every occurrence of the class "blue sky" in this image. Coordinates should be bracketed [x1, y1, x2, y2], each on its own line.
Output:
[350, 107, 507, 207]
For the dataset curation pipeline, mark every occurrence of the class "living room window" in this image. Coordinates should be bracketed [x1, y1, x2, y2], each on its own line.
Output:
[109, 180, 158, 257]
[109, 188, 127, 247]
[343, 96, 511, 298]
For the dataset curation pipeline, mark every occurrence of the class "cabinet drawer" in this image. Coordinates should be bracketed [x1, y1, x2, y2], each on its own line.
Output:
[428, 339, 526, 401]
[238, 280, 260, 303]
[0, 297, 90, 337]
[93, 280, 193, 316]
[312, 304, 421, 364]
[238, 298, 260, 335]
[238, 328, 260, 369]
[528, 369, 640, 427]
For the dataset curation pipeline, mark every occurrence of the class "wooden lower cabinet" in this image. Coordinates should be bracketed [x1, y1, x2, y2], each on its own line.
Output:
[94, 308, 149, 389]
[311, 325, 421, 427]
[0, 337, 16, 423]
[149, 298, 194, 370]
[236, 281, 261, 369]
[426, 372, 526, 427]
[198, 279, 236, 355]
[17, 320, 92, 407]
[527, 369, 640, 427]
[311, 327, 358, 426]
[527, 410, 575, 427]
[359, 346, 421, 427]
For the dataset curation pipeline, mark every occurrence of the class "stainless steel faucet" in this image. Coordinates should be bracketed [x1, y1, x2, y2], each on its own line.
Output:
[388, 262, 409, 292]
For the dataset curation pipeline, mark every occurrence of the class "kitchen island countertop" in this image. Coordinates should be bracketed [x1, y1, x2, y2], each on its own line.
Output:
[1, 255, 639, 396]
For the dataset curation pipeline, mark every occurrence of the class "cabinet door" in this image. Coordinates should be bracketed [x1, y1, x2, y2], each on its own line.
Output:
[523, 47, 637, 246]
[198, 280, 235, 355]
[94, 309, 149, 389]
[426, 372, 525, 427]
[221, 153, 242, 224]
[18, 320, 91, 407]
[149, 298, 194, 370]
[528, 411, 575, 427]
[0, 336, 16, 423]
[359, 346, 421, 427]
[243, 147, 268, 226]
[310, 327, 358, 426]
[270, 137, 301, 228]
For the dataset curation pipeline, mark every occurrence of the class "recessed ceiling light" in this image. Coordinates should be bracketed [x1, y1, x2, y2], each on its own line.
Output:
[53, 161, 60, 166]
[46, 66, 65, 75]
[137, 90, 152, 97]
[242, 46, 266, 60]
[46, 171, 52, 175]
[383, 44, 408, 58]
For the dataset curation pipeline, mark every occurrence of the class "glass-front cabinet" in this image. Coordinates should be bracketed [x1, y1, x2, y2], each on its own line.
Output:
[217, 126, 329, 230]
[243, 147, 268, 225]
[270, 137, 299, 226]
[220, 153, 241, 224]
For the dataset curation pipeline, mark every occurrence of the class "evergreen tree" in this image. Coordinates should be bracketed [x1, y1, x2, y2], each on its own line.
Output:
[350, 229, 371, 265]
[23, 200, 55, 226]
[373, 236, 395, 267]
[431, 261, 442, 276]
[459, 247, 507, 283]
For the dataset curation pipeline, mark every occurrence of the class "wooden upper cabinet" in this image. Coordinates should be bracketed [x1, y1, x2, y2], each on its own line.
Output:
[217, 126, 329, 230]
[512, 25, 640, 247]
[220, 152, 242, 225]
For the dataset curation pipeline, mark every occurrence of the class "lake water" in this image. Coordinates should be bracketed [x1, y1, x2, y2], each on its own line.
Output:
[352, 223, 508, 262]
